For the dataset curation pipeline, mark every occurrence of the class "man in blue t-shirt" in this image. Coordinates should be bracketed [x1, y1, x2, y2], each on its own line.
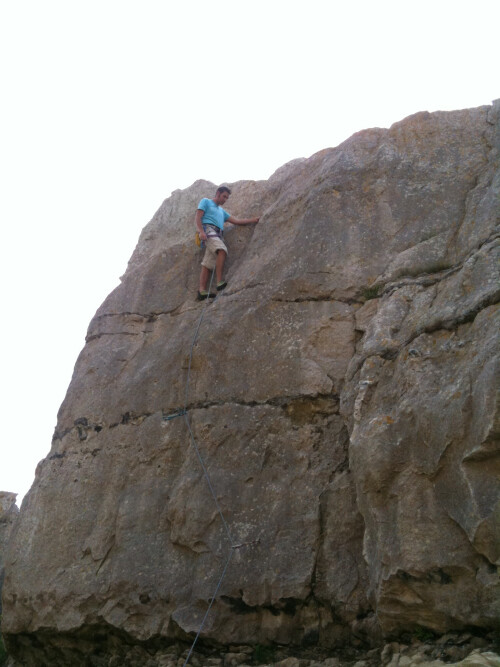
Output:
[195, 186, 259, 300]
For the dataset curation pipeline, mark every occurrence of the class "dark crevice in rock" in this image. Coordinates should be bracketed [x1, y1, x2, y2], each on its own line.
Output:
[86, 331, 141, 342]
[92, 311, 164, 324]
[119, 411, 153, 426]
[397, 568, 453, 585]
[376, 231, 500, 297]
[381, 265, 462, 296]
[163, 394, 337, 417]
[95, 542, 115, 575]
[332, 425, 350, 477]
[52, 413, 150, 442]
[408, 291, 500, 342]
[93, 310, 159, 322]
[48, 451, 66, 461]
[52, 394, 340, 444]
[226, 282, 267, 296]
[52, 418, 105, 443]
[171, 393, 341, 422]
[220, 595, 307, 618]
[311, 496, 326, 600]
[272, 295, 362, 305]
[463, 441, 500, 463]
[3, 623, 192, 667]
[357, 290, 499, 367]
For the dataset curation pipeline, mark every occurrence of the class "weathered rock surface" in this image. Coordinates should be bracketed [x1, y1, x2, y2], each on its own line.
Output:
[0, 492, 18, 616]
[2, 101, 499, 666]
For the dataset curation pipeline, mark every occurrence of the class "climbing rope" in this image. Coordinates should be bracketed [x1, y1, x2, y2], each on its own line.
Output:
[164, 267, 242, 666]
[182, 549, 234, 666]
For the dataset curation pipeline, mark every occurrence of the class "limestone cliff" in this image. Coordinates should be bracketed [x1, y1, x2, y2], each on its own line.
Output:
[2, 102, 499, 666]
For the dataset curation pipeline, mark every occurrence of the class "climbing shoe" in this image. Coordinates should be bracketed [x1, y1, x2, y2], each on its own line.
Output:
[216, 280, 227, 291]
[197, 290, 216, 300]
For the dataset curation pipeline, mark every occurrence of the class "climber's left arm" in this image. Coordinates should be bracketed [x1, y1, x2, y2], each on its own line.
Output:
[226, 216, 260, 225]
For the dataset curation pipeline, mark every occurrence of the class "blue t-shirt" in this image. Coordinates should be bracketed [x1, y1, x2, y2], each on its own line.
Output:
[198, 198, 230, 231]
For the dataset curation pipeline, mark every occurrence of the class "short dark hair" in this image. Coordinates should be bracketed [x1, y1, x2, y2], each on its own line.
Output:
[216, 186, 231, 195]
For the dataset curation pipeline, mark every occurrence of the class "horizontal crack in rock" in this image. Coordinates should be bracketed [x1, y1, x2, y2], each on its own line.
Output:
[52, 394, 340, 442]
[372, 231, 500, 298]
[272, 295, 361, 305]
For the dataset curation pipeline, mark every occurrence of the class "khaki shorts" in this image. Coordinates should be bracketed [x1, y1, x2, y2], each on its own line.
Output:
[201, 234, 228, 270]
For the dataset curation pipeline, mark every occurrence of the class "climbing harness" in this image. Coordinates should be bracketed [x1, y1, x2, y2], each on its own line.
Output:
[195, 223, 224, 248]
[204, 223, 224, 238]
[163, 267, 255, 666]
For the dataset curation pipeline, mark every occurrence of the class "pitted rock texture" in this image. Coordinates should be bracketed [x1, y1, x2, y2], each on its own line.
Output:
[2, 102, 499, 665]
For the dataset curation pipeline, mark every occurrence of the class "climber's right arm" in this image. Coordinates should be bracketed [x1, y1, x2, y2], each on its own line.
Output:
[195, 209, 207, 241]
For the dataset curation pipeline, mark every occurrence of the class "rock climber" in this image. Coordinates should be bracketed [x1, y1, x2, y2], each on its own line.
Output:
[196, 186, 260, 300]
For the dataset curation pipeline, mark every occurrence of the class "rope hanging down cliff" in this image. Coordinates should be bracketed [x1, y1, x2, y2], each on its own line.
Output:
[163, 267, 258, 666]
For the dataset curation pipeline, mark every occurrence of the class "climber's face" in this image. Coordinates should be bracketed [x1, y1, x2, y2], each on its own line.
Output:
[214, 190, 230, 206]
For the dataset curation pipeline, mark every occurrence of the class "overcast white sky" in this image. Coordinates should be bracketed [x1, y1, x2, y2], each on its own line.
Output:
[0, 0, 498, 504]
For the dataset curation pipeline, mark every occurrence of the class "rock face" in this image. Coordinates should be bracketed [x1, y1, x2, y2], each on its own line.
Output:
[0, 492, 18, 616]
[2, 102, 499, 665]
